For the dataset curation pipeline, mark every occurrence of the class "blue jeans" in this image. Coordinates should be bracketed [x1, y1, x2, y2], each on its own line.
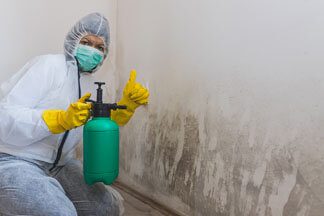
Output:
[0, 153, 123, 216]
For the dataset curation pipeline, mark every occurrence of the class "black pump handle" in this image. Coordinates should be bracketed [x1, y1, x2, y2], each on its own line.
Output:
[94, 82, 105, 88]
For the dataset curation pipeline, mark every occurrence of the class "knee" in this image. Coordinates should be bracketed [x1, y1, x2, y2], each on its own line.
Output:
[104, 186, 124, 216]
[0, 176, 77, 216]
[79, 185, 124, 216]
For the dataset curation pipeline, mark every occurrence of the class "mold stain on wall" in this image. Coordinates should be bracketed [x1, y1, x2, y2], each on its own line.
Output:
[119, 101, 324, 216]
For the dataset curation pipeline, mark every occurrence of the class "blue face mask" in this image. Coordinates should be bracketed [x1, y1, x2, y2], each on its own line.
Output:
[74, 44, 104, 72]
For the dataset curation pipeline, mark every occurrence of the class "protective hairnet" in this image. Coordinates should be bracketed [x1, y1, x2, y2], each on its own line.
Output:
[64, 12, 110, 71]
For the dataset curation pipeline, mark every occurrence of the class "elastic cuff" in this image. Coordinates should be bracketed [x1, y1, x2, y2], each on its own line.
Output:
[42, 110, 67, 134]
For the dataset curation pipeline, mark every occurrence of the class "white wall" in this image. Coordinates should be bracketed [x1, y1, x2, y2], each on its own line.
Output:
[0, 0, 117, 98]
[116, 0, 324, 215]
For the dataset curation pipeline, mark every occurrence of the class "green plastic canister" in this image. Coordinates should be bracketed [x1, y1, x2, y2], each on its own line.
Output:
[83, 82, 126, 185]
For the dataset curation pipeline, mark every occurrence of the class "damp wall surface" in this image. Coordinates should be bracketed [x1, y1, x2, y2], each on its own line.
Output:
[116, 1, 324, 215]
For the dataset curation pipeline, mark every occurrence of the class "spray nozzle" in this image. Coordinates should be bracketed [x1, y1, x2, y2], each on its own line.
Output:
[109, 103, 127, 110]
[85, 99, 96, 103]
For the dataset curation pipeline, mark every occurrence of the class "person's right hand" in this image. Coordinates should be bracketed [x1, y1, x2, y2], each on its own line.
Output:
[42, 93, 92, 134]
[60, 93, 92, 130]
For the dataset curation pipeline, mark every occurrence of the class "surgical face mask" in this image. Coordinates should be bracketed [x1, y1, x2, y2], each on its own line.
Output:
[74, 44, 104, 72]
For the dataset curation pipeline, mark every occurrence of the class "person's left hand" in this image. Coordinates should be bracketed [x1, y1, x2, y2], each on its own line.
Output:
[111, 69, 149, 126]
[120, 69, 149, 111]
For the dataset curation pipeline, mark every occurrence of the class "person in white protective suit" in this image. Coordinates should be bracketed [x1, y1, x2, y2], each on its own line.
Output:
[0, 12, 149, 216]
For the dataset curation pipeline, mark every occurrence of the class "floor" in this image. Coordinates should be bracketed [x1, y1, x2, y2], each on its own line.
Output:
[113, 182, 173, 216]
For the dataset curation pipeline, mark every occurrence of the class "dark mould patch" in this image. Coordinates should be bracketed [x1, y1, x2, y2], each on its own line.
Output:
[120, 109, 324, 216]
[170, 115, 200, 204]
[283, 171, 324, 216]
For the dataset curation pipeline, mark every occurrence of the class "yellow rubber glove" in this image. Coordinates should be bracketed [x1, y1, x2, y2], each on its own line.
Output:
[111, 70, 149, 126]
[42, 93, 92, 134]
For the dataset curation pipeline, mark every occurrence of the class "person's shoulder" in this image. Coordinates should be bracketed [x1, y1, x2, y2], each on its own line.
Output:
[24, 54, 68, 85]
[33, 54, 66, 66]
[32, 54, 67, 75]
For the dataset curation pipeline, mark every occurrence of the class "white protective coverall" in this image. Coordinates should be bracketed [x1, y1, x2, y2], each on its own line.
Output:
[0, 13, 110, 165]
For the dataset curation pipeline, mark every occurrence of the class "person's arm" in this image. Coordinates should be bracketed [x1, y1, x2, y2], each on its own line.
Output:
[0, 56, 58, 146]
[42, 93, 91, 134]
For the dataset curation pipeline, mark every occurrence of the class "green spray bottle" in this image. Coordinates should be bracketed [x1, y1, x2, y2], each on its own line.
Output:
[83, 82, 126, 185]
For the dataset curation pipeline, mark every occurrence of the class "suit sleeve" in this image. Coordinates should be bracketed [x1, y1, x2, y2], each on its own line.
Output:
[0, 56, 56, 146]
